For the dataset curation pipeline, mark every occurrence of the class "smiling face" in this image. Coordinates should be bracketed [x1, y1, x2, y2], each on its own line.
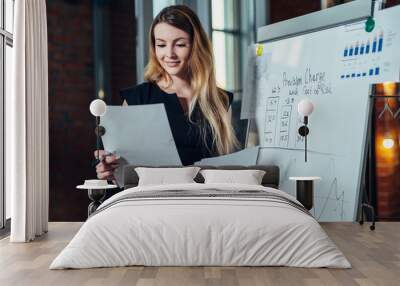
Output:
[153, 23, 192, 78]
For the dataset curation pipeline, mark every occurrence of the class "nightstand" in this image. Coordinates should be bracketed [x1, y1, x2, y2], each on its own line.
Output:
[77, 182, 118, 217]
[289, 177, 321, 210]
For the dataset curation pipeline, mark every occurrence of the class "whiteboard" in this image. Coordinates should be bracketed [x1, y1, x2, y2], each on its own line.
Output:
[242, 6, 400, 221]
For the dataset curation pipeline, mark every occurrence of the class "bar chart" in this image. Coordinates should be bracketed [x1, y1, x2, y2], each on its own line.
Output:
[343, 32, 384, 58]
[336, 23, 397, 82]
[340, 66, 380, 79]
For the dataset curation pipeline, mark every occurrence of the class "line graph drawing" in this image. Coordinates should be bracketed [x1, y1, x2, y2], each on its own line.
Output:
[313, 158, 345, 220]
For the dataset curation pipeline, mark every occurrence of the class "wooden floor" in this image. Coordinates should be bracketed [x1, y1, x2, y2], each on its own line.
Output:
[0, 222, 399, 286]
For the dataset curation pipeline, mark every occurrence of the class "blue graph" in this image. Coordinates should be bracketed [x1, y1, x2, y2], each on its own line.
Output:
[343, 32, 384, 58]
[340, 67, 380, 80]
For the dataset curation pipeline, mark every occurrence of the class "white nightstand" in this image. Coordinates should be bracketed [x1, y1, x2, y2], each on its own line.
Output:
[289, 177, 321, 210]
[77, 182, 118, 217]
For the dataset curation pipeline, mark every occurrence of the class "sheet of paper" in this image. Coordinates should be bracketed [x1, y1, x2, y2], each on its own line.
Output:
[100, 104, 182, 186]
[194, 146, 260, 166]
[333, 10, 400, 84]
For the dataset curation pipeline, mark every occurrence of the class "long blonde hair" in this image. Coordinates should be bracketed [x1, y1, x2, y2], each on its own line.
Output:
[144, 5, 238, 155]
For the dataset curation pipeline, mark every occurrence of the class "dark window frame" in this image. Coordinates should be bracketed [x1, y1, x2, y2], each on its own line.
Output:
[211, 0, 242, 94]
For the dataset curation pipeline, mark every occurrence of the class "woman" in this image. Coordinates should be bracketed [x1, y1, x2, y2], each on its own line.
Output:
[95, 5, 238, 181]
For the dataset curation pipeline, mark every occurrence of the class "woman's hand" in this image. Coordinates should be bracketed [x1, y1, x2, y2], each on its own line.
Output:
[94, 150, 119, 181]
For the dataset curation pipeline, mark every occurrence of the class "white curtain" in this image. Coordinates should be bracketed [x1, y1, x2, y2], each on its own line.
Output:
[7, 0, 49, 242]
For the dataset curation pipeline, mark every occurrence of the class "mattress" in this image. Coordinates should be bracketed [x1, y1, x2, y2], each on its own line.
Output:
[50, 183, 351, 269]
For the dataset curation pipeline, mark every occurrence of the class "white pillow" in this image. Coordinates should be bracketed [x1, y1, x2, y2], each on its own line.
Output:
[135, 167, 201, 186]
[200, 169, 266, 185]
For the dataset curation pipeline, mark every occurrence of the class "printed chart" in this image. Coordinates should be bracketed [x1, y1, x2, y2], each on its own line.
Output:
[336, 18, 399, 83]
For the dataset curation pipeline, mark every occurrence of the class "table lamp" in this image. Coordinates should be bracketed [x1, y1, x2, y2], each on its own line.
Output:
[89, 99, 107, 163]
[297, 99, 314, 162]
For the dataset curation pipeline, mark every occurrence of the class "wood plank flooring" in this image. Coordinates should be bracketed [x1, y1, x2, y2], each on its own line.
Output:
[0, 222, 399, 286]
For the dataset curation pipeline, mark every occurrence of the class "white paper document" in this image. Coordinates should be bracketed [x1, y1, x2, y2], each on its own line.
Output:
[100, 104, 182, 186]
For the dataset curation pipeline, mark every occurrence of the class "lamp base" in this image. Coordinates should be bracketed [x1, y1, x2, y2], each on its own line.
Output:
[296, 180, 314, 210]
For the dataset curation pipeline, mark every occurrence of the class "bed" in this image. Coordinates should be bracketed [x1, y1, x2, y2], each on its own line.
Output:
[50, 165, 351, 269]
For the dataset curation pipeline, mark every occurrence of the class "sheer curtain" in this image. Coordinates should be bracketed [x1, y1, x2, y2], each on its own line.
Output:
[7, 0, 49, 242]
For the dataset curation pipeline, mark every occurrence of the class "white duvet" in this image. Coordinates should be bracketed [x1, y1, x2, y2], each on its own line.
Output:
[50, 183, 351, 269]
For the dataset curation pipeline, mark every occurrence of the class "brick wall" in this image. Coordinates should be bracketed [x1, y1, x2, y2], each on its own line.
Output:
[374, 84, 400, 220]
[110, 1, 136, 104]
[270, 0, 320, 23]
[387, 0, 400, 7]
[47, 0, 95, 221]
[47, 0, 135, 221]
[269, 0, 400, 24]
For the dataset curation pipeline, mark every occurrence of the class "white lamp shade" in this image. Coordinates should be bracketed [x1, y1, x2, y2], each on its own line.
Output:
[297, 99, 314, 116]
[89, 99, 107, 117]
